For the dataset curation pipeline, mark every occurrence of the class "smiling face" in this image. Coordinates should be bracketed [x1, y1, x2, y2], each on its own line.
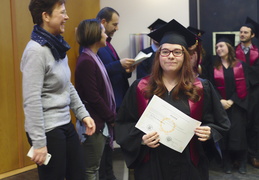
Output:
[216, 42, 229, 59]
[159, 43, 184, 75]
[239, 26, 254, 44]
[42, 3, 69, 35]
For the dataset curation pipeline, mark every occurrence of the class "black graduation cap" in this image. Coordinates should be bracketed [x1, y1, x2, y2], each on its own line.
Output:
[148, 19, 197, 48]
[187, 26, 205, 37]
[244, 17, 259, 38]
[148, 18, 167, 30]
[216, 34, 235, 46]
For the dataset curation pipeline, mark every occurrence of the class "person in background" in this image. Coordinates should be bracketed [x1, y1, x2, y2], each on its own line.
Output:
[187, 26, 208, 79]
[21, 0, 95, 179]
[235, 17, 259, 168]
[209, 34, 249, 174]
[115, 19, 230, 180]
[96, 7, 136, 180]
[75, 19, 116, 180]
[137, 18, 167, 79]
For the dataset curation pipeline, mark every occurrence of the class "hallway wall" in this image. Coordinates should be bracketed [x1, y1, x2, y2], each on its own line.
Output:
[100, 0, 189, 58]
[100, 0, 189, 83]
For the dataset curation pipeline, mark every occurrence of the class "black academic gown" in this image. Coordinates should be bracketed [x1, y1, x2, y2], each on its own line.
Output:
[115, 78, 230, 180]
[210, 62, 249, 151]
[236, 44, 259, 158]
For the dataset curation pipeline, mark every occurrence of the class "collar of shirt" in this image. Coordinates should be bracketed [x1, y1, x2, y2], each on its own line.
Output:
[241, 44, 252, 54]
[107, 36, 112, 43]
[151, 43, 159, 52]
[106, 36, 118, 59]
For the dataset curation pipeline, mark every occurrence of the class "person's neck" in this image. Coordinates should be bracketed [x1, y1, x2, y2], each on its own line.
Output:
[107, 36, 112, 43]
[162, 73, 179, 91]
[221, 58, 229, 68]
[89, 44, 100, 54]
[241, 41, 252, 48]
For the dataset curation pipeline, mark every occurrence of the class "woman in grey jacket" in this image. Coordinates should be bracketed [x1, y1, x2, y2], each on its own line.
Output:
[20, 0, 95, 179]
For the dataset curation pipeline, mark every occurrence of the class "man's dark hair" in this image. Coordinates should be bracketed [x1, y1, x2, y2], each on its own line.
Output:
[29, 0, 66, 25]
[96, 7, 119, 22]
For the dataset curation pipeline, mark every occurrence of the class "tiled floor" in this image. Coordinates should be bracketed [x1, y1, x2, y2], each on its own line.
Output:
[2, 148, 259, 180]
[208, 158, 259, 180]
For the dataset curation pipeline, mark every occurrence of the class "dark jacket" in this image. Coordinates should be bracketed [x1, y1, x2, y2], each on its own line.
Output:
[75, 52, 116, 132]
[98, 45, 131, 111]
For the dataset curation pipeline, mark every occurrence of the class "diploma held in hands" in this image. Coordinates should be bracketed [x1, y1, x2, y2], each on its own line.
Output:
[132, 51, 152, 66]
[135, 95, 201, 153]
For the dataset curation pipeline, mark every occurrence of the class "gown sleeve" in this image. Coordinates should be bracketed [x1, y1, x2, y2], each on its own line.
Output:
[115, 80, 149, 168]
[201, 79, 231, 142]
[247, 56, 259, 86]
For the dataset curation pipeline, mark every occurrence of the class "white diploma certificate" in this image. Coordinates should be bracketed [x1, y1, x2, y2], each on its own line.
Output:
[135, 95, 201, 153]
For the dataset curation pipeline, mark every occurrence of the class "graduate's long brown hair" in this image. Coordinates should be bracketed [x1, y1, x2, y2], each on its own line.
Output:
[214, 42, 237, 69]
[144, 46, 201, 102]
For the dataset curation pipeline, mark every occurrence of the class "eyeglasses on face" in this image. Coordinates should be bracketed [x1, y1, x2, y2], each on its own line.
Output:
[160, 48, 184, 57]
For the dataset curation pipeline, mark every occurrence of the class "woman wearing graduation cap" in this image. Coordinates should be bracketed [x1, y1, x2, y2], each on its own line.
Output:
[115, 19, 230, 180]
[187, 26, 207, 78]
[209, 34, 249, 174]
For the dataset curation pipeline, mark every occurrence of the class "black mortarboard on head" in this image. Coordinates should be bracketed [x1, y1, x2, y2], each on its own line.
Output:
[216, 34, 235, 46]
[148, 19, 197, 48]
[244, 17, 259, 38]
[148, 18, 167, 30]
[187, 26, 205, 37]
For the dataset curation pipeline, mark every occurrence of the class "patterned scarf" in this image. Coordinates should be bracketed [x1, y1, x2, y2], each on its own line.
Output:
[31, 25, 70, 60]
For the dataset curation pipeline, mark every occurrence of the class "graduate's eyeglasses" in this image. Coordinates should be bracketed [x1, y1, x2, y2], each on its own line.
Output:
[160, 49, 184, 57]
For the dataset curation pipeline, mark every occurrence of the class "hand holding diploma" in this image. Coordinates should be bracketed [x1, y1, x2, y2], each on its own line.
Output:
[136, 95, 202, 153]
[142, 132, 160, 148]
[195, 126, 211, 141]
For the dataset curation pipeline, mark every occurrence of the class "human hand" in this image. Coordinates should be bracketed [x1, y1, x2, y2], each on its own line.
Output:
[220, 99, 229, 109]
[31, 146, 48, 166]
[142, 132, 160, 148]
[195, 126, 211, 142]
[82, 117, 96, 135]
[120, 58, 135, 69]
[220, 99, 232, 109]
[227, 99, 234, 107]
[125, 65, 137, 73]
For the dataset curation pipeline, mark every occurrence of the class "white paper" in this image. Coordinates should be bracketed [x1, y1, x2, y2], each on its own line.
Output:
[132, 51, 152, 65]
[135, 95, 201, 153]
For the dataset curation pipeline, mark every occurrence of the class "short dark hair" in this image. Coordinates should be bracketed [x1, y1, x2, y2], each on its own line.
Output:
[29, 0, 66, 25]
[96, 7, 119, 22]
[76, 19, 102, 47]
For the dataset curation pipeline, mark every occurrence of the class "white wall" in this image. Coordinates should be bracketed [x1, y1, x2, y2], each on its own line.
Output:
[100, 0, 190, 83]
[100, 0, 190, 58]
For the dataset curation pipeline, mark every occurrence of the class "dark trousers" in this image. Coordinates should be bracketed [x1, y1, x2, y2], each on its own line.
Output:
[82, 132, 106, 180]
[247, 86, 259, 158]
[222, 150, 247, 168]
[99, 142, 115, 180]
[27, 122, 85, 180]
